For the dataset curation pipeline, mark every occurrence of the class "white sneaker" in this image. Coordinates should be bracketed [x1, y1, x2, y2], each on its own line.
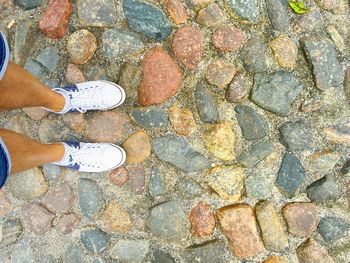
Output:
[53, 142, 126, 172]
[52, 81, 126, 113]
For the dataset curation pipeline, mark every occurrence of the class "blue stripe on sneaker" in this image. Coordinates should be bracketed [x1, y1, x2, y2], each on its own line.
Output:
[62, 85, 79, 92]
[65, 141, 81, 149]
[67, 163, 80, 170]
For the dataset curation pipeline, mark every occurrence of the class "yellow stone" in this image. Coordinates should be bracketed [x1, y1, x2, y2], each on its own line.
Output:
[101, 200, 132, 233]
[203, 122, 235, 161]
[122, 131, 151, 164]
[270, 34, 297, 70]
[206, 166, 244, 202]
[169, 105, 197, 136]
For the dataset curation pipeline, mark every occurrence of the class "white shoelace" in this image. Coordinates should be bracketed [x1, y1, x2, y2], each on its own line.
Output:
[69, 86, 104, 113]
[68, 143, 104, 169]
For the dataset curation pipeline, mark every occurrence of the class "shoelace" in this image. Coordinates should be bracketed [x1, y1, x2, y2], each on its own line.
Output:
[69, 86, 105, 113]
[68, 143, 104, 169]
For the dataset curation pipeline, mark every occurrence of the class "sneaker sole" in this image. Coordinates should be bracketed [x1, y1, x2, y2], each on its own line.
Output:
[106, 144, 127, 171]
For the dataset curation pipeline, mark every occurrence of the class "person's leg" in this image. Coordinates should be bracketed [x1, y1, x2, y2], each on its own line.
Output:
[0, 128, 64, 174]
[0, 61, 65, 112]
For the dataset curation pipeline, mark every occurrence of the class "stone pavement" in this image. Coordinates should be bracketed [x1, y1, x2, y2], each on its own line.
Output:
[1, 0, 350, 262]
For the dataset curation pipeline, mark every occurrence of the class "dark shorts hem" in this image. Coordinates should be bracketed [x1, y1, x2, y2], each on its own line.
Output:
[0, 138, 11, 189]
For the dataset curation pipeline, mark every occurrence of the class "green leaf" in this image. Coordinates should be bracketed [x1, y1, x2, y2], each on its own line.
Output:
[288, 0, 308, 14]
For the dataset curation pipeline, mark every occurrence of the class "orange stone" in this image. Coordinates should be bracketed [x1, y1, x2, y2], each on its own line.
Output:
[168, 104, 197, 136]
[161, 0, 188, 24]
[263, 256, 287, 263]
[189, 201, 215, 237]
[217, 204, 264, 258]
[122, 131, 151, 164]
[101, 200, 132, 233]
[206, 60, 236, 88]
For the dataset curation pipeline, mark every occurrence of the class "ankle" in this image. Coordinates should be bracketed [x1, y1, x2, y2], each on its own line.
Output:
[44, 90, 66, 112]
[48, 143, 66, 163]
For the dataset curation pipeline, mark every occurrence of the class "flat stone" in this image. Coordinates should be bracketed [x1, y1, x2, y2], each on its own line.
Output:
[205, 166, 244, 202]
[79, 178, 104, 219]
[225, 72, 251, 103]
[189, 201, 215, 238]
[194, 81, 219, 123]
[39, 0, 71, 39]
[203, 122, 235, 161]
[110, 240, 150, 262]
[270, 34, 297, 70]
[42, 164, 64, 184]
[57, 213, 81, 235]
[108, 167, 129, 186]
[224, 0, 260, 23]
[245, 173, 273, 199]
[217, 204, 264, 258]
[205, 60, 236, 88]
[14, 21, 36, 65]
[65, 244, 82, 263]
[172, 27, 203, 69]
[282, 202, 317, 237]
[147, 201, 187, 243]
[138, 47, 182, 106]
[235, 105, 269, 140]
[77, 0, 117, 27]
[21, 202, 55, 235]
[35, 46, 60, 72]
[301, 37, 342, 90]
[149, 166, 167, 198]
[66, 63, 86, 84]
[169, 105, 196, 136]
[14, 0, 44, 9]
[123, 131, 151, 164]
[10, 244, 34, 263]
[130, 108, 168, 129]
[251, 71, 303, 116]
[161, 0, 188, 24]
[237, 140, 274, 168]
[318, 217, 349, 242]
[0, 219, 23, 246]
[128, 167, 146, 194]
[183, 240, 229, 263]
[275, 153, 305, 198]
[308, 150, 340, 173]
[306, 176, 341, 203]
[42, 182, 75, 214]
[240, 37, 268, 73]
[266, 0, 289, 31]
[324, 124, 350, 145]
[81, 228, 110, 254]
[10, 168, 48, 200]
[24, 58, 47, 79]
[294, 9, 324, 33]
[0, 190, 11, 216]
[63, 113, 85, 134]
[152, 250, 175, 263]
[67, 29, 97, 64]
[279, 121, 312, 152]
[297, 239, 335, 263]
[255, 201, 289, 252]
[196, 3, 226, 27]
[123, 0, 172, 41]
[263, 256, 287, 263]
[37, 119, 72, 143]
[103, 29, 144, 60]
[177, 177, 205, 198]
[212, 26, 245, 52]
[153, 134, 210, 173]
[101, 200, 132, 233]
[341, 159, 350, 175]
[85, 111, 132, 143]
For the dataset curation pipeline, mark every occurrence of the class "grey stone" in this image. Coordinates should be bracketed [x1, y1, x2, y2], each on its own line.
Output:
[0, 219, 23, 247]
[149, 166, 167, 198]
[275, 153, 305, 198]
[279, 121, 312, 152]
[81, 228, 110, 254]
[237, 141, 274, 168]
[224, 0, 260, 23]
[183, 240, 230, 263]
[318, 217, 349, 242]
[307, 176, 341, 203]
[24, 58, 47, 79]
[38, 255, 55, 263]
[35, 47, 60, 72]
[251, 71, 303, 116]
[130, 108, 168, 129]
[77, 0, 117, 27]
[10, 243, 34, 263]
[42, 164, 63, 184]
[65, 243, 82, 263]
[152, 250, 175, 263]
[37, 119, 73, 143]
[341, 159, 350, 175]
[235, 105, 269, 140]
[44, 79, 60, 89]
[240, 37, 268, 73]
[301, 37, 342, 90]
[295, 9, 324, 33]
[245, 173, 273, 199]
[152, 135, 210, 173]
[92, 259, 107, 263]
[110, 239, 150, 262]
[79, 178, 104, 219]
[266, 0, 290, 31]
[14, 21, 36, 65]
[123, 0, 173, 41]
[147, 201, 187, 243]
[103, 29, 144, 60]
[14, 0, 45, 10]
[194, 81, 219, 123]
[344, 68, 350, 102]
[177, 177, 205, 198]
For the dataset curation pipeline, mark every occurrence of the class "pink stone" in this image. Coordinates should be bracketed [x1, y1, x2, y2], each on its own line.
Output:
[138, 47, 182, 106]
[63, 113, 85, 133]
[0, 190, 12, 216]
[109, 167, 129, 187]
[22, 107, 49, 121]
[39, 0, 71, 39]
[42, 182, 75, 214]
[66, 63, 86, 84]
[212, 26, 245, 52]
[189, 201, 215, 237]
[128, 167, 145, 194]
[56, 213, 81, 234]
[205, 60, 236, 88]
[21, 203, 55, 235]
[172, 27, 204, 69]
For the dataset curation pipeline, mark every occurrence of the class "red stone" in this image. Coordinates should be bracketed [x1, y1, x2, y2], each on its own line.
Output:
[21, 203, 55, 235]
[56, 213, 81, 234]
[42, 182, 75, 214]
[0, 190, 12, 216]
[172, 27, 204, 69]
[109, 167, 129, 187]
[138, 47, 182, 106]
[128, 167, 145, 194]
[66, 63, 86, 84]
[39, 0, 71, 39]
[189, 201, 215, 237]
[212, 26, 245, 52]
[161, 0, 188, 24]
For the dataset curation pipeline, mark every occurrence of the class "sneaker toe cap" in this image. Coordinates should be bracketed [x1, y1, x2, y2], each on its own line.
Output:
[102, 144, 126, 170]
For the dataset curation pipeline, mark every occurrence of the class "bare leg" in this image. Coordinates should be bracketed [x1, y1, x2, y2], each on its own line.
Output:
[0, 128, 64, 174]
[0, 61, 65, 112]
